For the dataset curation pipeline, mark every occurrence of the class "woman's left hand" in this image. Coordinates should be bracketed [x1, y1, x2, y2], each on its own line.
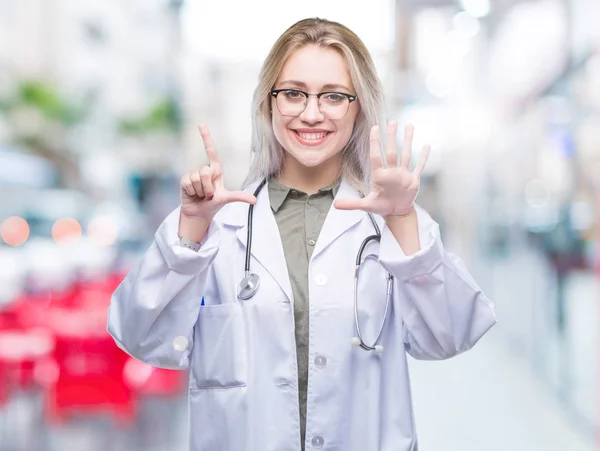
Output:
[334, 121, 430, 218]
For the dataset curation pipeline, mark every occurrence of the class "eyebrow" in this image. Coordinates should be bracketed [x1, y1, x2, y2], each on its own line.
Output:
[278, 80, 353, 92]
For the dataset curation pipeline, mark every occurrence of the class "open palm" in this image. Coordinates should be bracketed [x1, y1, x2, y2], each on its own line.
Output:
[334, 122, 430, 218]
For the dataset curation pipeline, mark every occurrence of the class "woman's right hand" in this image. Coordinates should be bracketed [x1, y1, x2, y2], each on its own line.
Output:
[180, 123, 257, 222]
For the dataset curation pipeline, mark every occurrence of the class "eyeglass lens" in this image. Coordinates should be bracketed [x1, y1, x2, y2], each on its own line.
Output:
[276, 90, 350, 119]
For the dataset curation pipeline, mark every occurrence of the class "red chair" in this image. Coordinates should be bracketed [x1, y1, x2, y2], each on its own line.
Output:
[2, 272, 136, 427]
[41, 306, 136, 426]
[0, 327, 55, 390]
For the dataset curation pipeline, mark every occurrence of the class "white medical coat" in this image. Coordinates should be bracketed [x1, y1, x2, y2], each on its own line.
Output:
[107, 179, 496, 451]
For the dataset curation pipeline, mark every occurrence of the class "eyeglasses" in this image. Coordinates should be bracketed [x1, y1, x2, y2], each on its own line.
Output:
[270, 89, 357, 120]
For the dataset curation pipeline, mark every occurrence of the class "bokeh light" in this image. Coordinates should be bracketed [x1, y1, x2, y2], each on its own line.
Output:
[0, 216, 30, 246]
[52, 218, 82, 244]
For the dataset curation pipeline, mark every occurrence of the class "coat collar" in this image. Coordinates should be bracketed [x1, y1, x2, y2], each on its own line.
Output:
[311, 179, 365, 259]
[216, 178, 368, 303]
[267, 178, 342, 213]
[216, 178, 363, 229]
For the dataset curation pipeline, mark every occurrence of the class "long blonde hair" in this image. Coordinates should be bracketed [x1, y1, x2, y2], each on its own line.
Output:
[245, 17, 386, 191]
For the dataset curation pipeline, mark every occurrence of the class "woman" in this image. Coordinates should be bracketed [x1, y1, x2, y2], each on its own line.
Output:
[108, 17, 496, 451]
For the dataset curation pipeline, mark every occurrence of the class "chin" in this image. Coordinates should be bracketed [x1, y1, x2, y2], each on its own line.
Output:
[296, 157, 328, 168]
[287, 147, 332, 168]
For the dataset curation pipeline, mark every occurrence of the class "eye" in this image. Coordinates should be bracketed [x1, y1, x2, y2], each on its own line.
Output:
[283, 90, 304, 99]
[323, 93, 346, 103]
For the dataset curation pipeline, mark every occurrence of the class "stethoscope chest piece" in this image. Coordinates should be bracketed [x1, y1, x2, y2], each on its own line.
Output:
[237, 272, 260, 300]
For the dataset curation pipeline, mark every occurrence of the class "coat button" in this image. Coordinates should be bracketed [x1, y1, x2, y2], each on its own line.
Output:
[308, 239, 316, 246]
[173, 336, 189, 351]
[311, 435, 324, 448]
[314, 355, 327, 369]
[314, 274, 328, 286]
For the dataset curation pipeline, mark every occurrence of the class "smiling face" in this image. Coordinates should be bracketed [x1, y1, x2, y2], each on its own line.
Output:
[271, 45, 359, 175]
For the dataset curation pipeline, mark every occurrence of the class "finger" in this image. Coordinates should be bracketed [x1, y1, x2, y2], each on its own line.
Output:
[210, 160, 223, 178]
[386, 121, 398, 167]
[334, 197, 372, 212]
[369, 126, 383, 171]
[200, 166, 215, 199]
[223, 190, 257, 205]
[190, 170, 205, 199]
[413, 144, 431, 178]
[198, 123, 221, 165]
[400, 124, 414, 169]
[180, 175, 195, 197]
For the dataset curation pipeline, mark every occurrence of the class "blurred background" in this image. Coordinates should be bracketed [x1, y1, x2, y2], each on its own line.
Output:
[0, 0, 599, 449]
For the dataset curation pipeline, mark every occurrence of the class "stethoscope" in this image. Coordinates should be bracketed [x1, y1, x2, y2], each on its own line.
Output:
[237, 179, 393, 354]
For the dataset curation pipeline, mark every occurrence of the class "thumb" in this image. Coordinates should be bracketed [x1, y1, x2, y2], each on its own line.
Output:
[223, 190, 257, 205]
[334, 197, 369, 211]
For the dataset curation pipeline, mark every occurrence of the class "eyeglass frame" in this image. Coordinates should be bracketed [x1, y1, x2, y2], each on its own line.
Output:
[270, 88, 358, 119]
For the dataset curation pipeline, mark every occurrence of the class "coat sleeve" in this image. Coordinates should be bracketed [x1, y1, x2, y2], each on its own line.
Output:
[378, 205, 496, 360]
[107, 207, 220, 369]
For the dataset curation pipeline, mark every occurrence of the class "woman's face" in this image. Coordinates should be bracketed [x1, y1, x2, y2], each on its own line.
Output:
[271, 45, 359, 170]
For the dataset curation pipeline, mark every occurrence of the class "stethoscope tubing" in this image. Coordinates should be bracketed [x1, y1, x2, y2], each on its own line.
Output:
[353, 239, 394, 352]
[245, 179, 268, 276]
[239, 178, 393, 353]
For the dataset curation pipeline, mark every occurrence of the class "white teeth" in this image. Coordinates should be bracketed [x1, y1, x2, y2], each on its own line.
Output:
[297, 131, 328, 140]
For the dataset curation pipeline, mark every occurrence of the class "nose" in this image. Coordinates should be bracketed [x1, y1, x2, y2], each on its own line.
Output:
[299, 95, 324, 124]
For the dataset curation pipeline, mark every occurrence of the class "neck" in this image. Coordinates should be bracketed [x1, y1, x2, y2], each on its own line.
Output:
[276, 154, 341, 195]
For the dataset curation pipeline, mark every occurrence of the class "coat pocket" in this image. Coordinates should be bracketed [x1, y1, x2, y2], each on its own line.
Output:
[192, 302, 247, 389]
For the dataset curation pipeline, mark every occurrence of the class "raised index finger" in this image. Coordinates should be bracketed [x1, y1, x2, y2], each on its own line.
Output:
[198, 123, 220, 165]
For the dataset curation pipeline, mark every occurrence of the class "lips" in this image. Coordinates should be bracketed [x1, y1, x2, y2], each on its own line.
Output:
[292, 129, 332, 146]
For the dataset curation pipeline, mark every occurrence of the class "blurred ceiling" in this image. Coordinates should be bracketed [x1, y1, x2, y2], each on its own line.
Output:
[397, 0, 530, 20]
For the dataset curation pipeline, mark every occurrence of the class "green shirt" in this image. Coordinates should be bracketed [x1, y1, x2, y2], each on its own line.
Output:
[268, 178, 341, 449]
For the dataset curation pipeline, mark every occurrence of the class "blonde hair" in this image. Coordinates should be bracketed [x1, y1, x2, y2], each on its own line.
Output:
[245, 17, 386, 191]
